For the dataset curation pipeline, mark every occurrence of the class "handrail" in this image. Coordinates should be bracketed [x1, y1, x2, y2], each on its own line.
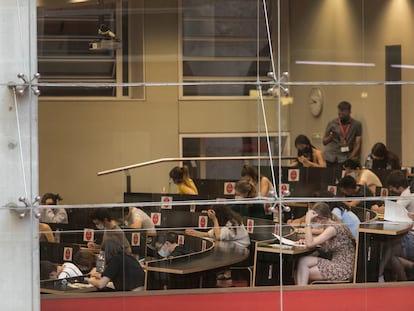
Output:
[97, 155, 296, 176]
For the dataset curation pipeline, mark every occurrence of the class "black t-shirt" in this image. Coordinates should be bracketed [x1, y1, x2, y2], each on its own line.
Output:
[345, 184, 380, 209]
[102, 253, 145, 291]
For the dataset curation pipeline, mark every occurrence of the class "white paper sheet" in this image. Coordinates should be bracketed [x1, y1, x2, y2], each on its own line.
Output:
[272, 233, 306, 247]
[384, 200, 413, 223]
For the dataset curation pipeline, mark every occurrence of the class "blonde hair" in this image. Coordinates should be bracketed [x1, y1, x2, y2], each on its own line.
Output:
[311, 202, 355, 242]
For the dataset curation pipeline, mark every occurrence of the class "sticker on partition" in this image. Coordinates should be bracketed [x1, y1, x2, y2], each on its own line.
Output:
[288, 169, 300, 182]
[280, 183, 290, 195]
[83, 228, 95, 242]
[224, 182, 236, 195]
[380, 188, 389, 197]
[177, 235, 185, 245]
[63, 247, 73, 262]
[190, 204, 196, 213]
[161, 196, 173, 209]
[151, 212, 161, 226]
[131, 232, 141, 246]
[246, 218, 254, 233]
[201, 240, 207, 251]
[198, 215, 208, 228]
[327, 185, 337, 195]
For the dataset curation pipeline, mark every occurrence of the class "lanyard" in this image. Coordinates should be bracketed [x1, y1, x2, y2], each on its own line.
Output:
[338, 118, 351, 145]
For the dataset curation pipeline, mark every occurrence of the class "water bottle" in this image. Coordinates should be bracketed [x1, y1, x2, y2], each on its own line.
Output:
[365, 155, 373, 169]
[96, 250, 105, 273]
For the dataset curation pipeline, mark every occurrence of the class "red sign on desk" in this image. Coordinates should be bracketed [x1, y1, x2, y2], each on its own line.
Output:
[280, 183, 290, 195]
[380, 188, 389, 197]
[246, 218, 254, 233]
[63, 247, 73, 262]
[151, 212, 161, 226]
[224, 182, 236, 195]
[83, 228, 94, 242]
[161, 196, 173, 209]
[288, 169, 300, 182]
[131, 232, 140, 246]
[199, 215, 208, 228]
[327, 185, 337, 195]
[274, 224, 280, 236]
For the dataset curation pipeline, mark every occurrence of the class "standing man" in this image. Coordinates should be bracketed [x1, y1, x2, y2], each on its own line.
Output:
[323, 101, 362, 169]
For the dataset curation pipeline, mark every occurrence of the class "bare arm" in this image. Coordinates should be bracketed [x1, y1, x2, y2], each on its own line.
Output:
[185, 229, 209, 238]
[88, 275, 111, 289]
[322, 131, 335, 146]
[349, 136, 362, 160]
[304, 210, 336, 248]
[259, 177, 272, 197]
[39, 223, 56, 243]
[128, 219, 143, 229]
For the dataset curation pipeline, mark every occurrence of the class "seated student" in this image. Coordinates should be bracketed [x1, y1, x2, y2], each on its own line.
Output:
[88, 208, 132, 254]
[241, 163, 274, 197]
[39, 222, 56, 243]
[377, 170, 414, 281]
[232, 178, 272, 220]
[295, 203, 356, 285]
[123, 206, 156, 235]
[185, 205, 250, 248]
[365, 142, 401, 170]
[40, 259, 84, 280]
[169, 165, 199, 195]
[342, 158, 382, 194]
[88, 240, 145, 291]
[337, 175, 379, 210]
[289, 134, 326, 168]
[328, 200, 360, 239]
[39, 193, 68, 224]
[72, 251, 96, 275]
[154, 232, 193, 258]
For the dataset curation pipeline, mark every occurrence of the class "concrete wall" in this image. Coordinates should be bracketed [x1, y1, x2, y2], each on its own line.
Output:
[0, 0, 39, 310]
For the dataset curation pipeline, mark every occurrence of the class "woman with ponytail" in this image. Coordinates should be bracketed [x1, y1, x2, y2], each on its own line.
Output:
[169, 165, 199, 195]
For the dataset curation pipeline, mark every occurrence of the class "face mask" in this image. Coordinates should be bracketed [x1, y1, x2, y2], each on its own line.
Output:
[235, 195, 244, 200]
[158, 248, 171, 258]
[96, 223, 104, 230]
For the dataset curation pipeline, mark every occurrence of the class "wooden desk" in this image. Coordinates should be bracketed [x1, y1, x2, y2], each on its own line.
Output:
[252, 231, 313, 286]
[358, 221, 412, 236]
[354, 221, 413, 283]
[145, 240, 249, 289]
[40, 277, 97, 294]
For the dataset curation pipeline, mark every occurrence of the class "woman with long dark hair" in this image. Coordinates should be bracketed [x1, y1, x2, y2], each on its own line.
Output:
[185, 205, 250, 248]
[290, 134, 326, 168]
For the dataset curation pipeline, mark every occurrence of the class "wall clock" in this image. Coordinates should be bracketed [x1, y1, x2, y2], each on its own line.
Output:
[308, 87, 324, 117]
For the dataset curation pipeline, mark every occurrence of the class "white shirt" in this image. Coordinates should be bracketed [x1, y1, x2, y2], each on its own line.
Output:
[125, 207, 156, 232]
[58, 262, 82, 279]
[397, 187, 414, 213]
[208, 221, 250, 248]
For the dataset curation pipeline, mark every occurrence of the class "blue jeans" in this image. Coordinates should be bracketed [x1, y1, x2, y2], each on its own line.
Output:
[401, 232, 414, 259]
